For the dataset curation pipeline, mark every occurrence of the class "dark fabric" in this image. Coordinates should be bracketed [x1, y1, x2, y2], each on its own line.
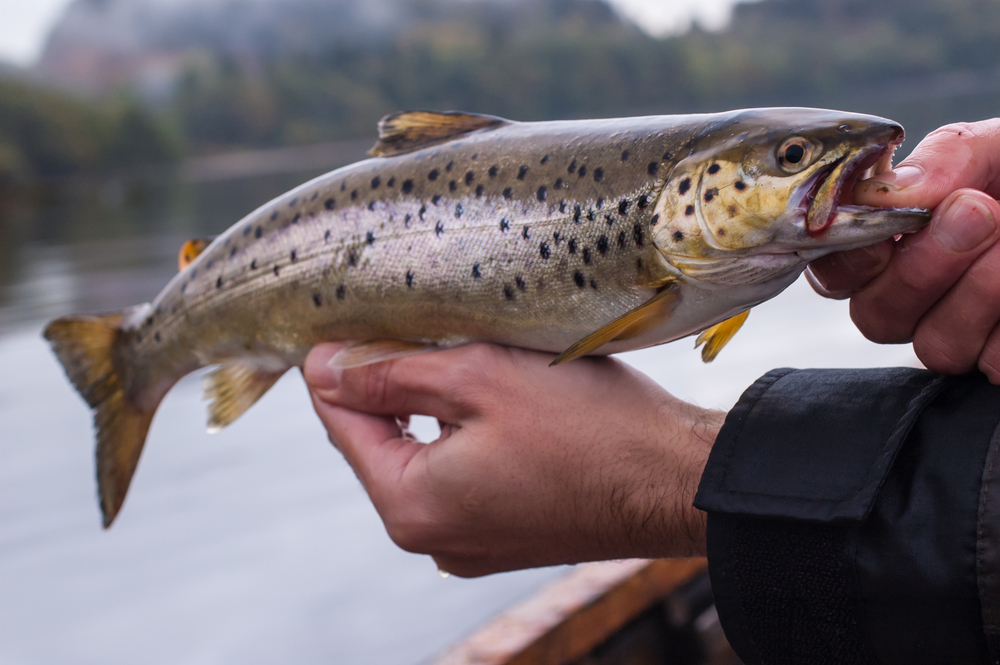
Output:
[696, 368, 1000, 665]
[978, 424, 1000, 665]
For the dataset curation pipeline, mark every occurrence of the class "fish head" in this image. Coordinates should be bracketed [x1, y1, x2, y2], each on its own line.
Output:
[651, 108, 931, 285]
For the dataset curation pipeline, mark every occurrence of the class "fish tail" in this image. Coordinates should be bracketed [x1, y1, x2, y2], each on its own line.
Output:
[44, 311, 157, 528]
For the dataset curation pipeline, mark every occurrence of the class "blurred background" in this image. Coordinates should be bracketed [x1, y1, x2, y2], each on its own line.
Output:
[1, 0, 998, 663]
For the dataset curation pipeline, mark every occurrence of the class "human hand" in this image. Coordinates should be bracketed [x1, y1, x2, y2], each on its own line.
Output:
[303, 343, 722, 577]
[808, 119, 1000, 382]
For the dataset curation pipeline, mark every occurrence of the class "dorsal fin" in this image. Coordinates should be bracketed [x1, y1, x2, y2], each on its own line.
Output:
[178, 237, 215, 271]
[370, 111, 508, 157]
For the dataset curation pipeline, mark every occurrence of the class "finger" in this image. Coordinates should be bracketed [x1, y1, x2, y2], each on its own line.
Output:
[979, 325, 1000, 385]
[308, 389, 423, 494]
[807, 239, 894, 299]
[854, 119, 1000, 208]
[912, 237, 1000, 374]
[850, 189, 1000, 343]
[303, 343, 481, 422]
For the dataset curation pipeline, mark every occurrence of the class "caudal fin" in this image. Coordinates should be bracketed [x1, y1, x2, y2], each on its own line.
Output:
[44, 313, 155, 528]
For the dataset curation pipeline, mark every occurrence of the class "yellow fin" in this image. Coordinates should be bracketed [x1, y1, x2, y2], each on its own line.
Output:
[205, 361, 288, 433]
[370, 111, 508, 157]
[695, 310, 750, 363]
[551, 286, 680, 366]
[179, 237, 215, 271]
[44, 312, 157, 528]
[330, 340, 437, 369]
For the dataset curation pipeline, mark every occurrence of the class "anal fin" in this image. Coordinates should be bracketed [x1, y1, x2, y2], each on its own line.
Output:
[695, 310, 750, 363]
[205, 361, 288, 433]
[551, 285, 680, 366]
[330, 340, 437, 369]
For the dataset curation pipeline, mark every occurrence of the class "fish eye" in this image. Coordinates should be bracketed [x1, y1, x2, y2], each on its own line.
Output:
[776, 137, 815, 173]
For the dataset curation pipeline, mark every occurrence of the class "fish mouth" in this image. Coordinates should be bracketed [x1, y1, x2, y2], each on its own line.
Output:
[801, 140, 899, 236]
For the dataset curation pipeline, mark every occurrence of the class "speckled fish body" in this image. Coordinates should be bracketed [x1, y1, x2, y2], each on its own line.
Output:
[44, 108, 931, 526]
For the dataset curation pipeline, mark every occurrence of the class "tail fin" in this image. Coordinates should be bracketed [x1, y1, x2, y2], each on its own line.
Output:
[44, 313, 155, 528]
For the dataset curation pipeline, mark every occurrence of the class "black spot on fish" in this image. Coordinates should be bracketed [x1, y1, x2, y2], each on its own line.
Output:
[516, 275, 526, 290]
[593, 167, 604, 182]
[587, 210, 596, 222]
[539, 242, 551, 259]
[207, 260, 214, 270]
[419, 205, 427, 221]
[517, 165, 529, 180]
[366, 231, 375, 245]
[633, 224, 645, 247]
[216, 276, 223, 288]
[637, 257, 644, 270]
[583, 247, 592, 264]
[255, 227, 263, 239]
[435, 221, 445, 236]
[708, 163, 720, 175]
[574, 271, 585, 288]
[230, 247, 237, 258]
[578, 165, 587, 178]
[289, 197, 298, 207]
[704, 188, 718, 203]
[573, 205, 582, 223]
[402, 179, 414, 194]
[313, 293, 322, 307]
[618, 231, 627, 248]
[348, 251, 357, 266]
[455, 203, 463, 218]
[597, 235, 609, 254]
[500, 218, 510, 232]
[270, 211, 279, 221]
[290, 249, 298, 262]
[650, 214, 660, 226]
[324, 229, 332, 243]
[554, 178, 563, 190]
[717, 228, 726, 237]
[243, 225, 252, 236]
[559, 200, 567, 213]
[621, 150, 630, 162]
[672, 229, 684, 241]
[337, 284, 346, 299]
[465, 171, 474, 185]
[522, 226, 530, 239]
[293, 212, 302, 222]
[191, 269, 197, 278]
[406, 271, 414, 288]
[449, 180, 457, 192]
[428, 169, 439, 181]
[475, 184, 484, 197]
[404, 213, 412, 228]
[728, 205, 738, 216]
[663, 151, 673, 161]
[273, 266, 280, 276]
[504, 284, 515, 300]
[618, 200, 629, 215]
[503, 187, 512, 200]
[446, 160, 454, 172]
[154, 331, 161, 343]
[568, 238, 577, 254]
[647, 162, 658, 176]
[351, 189, 358, 201]
[540, 155, 549, 165]
[596, 198, 604, 209]
[537, 186, 547, 201]
[679, 178, 691, 195]
[685, 205, 695, 216]
[371, 176, 381, 189]
[471, 263, 481, 279]
[251, 259, 258, 270]
[145, 316, 153, 328]
[325, 198, 336, 210]
[590, 279, 598, 290]
[181, 283, 187, 294]
[387, 177, 396, 187]
[568, 159, 577, 174]
[340, 181, 346, 191]
[553, 230, 562, 244]
[488, 165, 498, 178]
[638, 194, 649, 209]
[605, 214, 614, 226]
[735, 181, 747, 191]
[471, 153, 479, 160]
[432, 194, 441, 206]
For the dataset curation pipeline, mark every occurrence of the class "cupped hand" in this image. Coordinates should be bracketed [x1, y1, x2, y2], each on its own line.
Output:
[808, 119, 1000, 382]
[303, 343, 722, 577]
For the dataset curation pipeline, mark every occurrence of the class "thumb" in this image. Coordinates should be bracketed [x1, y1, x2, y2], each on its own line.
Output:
[854, 120, 1000, 209]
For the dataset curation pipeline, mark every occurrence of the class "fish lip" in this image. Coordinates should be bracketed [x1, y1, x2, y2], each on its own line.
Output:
[802, 141, 896, 236]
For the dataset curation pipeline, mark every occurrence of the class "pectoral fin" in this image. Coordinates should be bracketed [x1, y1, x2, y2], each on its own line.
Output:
[179, 237, 215, 270]
[330, 340, 437, 369]
[695, 310, 750, 363]
[205, 361, 288, 433]
[551, 285, 680, 366]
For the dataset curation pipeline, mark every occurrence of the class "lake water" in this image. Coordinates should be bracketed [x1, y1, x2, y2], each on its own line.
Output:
[0, 154, 921, 665]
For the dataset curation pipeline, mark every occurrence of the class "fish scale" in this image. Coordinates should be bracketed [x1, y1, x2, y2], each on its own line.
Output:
[44, 108, 931, 526]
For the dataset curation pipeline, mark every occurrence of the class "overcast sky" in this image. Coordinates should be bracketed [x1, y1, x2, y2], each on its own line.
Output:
[0, 0, 750, 66]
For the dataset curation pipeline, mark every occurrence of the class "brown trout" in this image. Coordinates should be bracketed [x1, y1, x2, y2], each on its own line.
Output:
[45, 108, 930, 526]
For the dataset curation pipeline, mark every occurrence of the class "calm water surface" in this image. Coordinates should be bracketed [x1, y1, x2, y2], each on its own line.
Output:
[0, 158, 921, 665]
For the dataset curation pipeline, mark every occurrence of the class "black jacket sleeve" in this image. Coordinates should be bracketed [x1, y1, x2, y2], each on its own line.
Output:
[694, 368, 1000, 665]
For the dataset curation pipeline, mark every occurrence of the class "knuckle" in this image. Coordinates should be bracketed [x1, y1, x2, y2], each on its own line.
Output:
[358, 361, 394, 407]
[384, 513, 434, 554]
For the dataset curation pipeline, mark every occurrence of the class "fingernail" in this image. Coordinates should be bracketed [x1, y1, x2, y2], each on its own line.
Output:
[324, 356, 344, 388]
[865, 165, 923, 191]
[838, 245, 883, 273]
[933, 194, 996, 252]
